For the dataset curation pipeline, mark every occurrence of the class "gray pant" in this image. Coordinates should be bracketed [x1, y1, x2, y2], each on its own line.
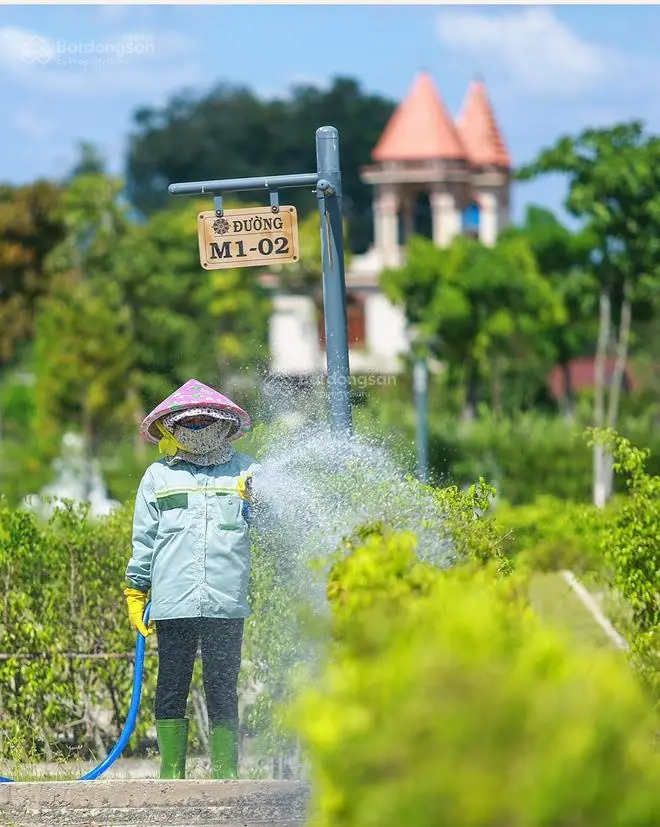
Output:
[154, 617, 244, 727]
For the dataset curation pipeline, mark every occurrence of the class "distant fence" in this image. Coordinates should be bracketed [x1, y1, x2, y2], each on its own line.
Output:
[0, 651, 159, 661]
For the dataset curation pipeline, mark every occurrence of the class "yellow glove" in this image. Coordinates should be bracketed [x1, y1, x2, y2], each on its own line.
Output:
[124, 587, 155, 637]
[237, 474, 253, 502]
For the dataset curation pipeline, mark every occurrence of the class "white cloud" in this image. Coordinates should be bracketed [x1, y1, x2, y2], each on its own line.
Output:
[0, 25, 202, 98]
[436, 7, 618, 99]
[14, 109, 57, 140]
[0, 27, 55, 72]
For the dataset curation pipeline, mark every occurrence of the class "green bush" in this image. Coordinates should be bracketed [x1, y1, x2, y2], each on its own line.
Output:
[495, 495, 611, 575]
[591, 431, 660, 632]
[0, 499, 150, 762]
[354, 388, 660, 504]
[428, 413, 596, 503]
[590, 430, 660, 708]
[431, 477, 511, 574]
[293, 530, 660, 827]
[0, 497, 284, 766]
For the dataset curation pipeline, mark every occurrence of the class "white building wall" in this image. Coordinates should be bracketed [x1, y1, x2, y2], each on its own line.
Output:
[498, 188, 510, 234]
[477, 190, 498, 247]
[269, 294, 322, 375]
[366, 293, 407, 361]
[347, 292, 407, 375]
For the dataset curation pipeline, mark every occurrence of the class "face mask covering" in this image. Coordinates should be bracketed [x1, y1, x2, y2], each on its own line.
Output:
[159, 411, 236, 466]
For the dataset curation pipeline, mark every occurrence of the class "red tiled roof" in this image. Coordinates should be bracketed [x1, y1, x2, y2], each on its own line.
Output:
[456, 79, 510, 168]
[548, 357, 637, 399]
[372, 72, 467, 163]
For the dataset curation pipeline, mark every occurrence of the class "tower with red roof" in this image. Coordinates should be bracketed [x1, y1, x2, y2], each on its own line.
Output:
[267, 71, 512, 380]
[359, 72, 511, 270]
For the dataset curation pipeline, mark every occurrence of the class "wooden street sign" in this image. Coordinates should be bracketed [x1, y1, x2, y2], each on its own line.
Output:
[197, 205, 299, 270]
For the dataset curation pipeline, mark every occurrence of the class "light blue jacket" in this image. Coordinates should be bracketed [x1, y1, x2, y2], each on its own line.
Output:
[125, 452, 260, 621]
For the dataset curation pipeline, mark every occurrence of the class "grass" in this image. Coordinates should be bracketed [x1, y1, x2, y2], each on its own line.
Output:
[528, 571, 619, 651]
[0, 766, 80, 782]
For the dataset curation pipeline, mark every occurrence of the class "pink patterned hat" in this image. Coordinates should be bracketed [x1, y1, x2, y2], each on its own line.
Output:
[140, 379, 251, 445]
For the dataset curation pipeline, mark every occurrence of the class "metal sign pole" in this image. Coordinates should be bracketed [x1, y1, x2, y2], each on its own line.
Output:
[315, 127, 352, 435]
[413, 355, 429, 483]
[167, 126, 352, 436]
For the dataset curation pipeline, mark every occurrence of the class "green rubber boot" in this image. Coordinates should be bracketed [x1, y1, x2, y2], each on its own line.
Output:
[156, 718, 189, 779]
[209, 723, 238, 779]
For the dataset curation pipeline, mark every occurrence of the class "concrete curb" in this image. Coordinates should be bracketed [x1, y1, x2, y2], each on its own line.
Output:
[559, 570, 629, 651]
[0, 779, 310, 826]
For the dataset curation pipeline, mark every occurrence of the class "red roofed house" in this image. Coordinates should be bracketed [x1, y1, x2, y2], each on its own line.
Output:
[548, 357, 637, 403]
[267, 72, 512, 380]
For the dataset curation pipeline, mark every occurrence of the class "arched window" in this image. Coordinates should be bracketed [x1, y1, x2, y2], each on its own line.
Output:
[462, 202, 480, 239]
[413, 191, 433, 240]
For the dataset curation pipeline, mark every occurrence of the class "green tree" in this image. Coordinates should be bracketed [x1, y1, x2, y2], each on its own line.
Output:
[382, 234, 564, 419]
[33, 168, 271, 457]
[268, 210, 351, 301]
[32, 171, 137, 453]
[518, 122, 660, 507]
[44, 171, 130, 286]
[0, 181, 65, 366]
[111, 196, 271, 415]
[125, 77, 394, 253]
[501, 206, 598, 419]
[65, 141, 107, 181]
[33, 277, 135, 455]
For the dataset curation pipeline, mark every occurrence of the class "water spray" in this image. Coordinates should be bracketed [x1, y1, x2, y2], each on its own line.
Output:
[242, 417, 455, 773]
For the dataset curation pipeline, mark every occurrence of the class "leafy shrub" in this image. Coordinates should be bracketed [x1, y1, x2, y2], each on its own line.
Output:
[293, 529, 660, 827]
[429, 412, 596, 503]
[591, 431, 660, 632]
[0, 499, 149, 761]
[239, 472, 514, 774]
[0, 496, 281, 766]
[431, 477, 511, 574]
[590, 430, 660, 708]
[495, 495, 611, 574]
[355, 392, 660, 504]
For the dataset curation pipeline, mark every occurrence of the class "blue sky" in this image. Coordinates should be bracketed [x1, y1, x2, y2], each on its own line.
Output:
[2, 4, 660, 227]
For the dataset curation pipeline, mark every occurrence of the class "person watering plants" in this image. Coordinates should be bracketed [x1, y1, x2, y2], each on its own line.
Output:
[123, 378, 259, 780]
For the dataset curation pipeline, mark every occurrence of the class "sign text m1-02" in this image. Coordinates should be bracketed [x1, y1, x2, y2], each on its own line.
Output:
[197, 205, 299, 270]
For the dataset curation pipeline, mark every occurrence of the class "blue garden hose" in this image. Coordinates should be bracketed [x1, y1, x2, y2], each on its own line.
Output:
[0, 601, 151, 783]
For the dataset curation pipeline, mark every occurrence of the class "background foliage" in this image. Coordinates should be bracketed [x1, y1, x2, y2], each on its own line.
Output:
[3, 72, 660, 808]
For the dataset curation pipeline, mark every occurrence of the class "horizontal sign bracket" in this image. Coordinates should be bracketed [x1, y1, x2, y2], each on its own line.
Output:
[169, 172, 319, 197]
